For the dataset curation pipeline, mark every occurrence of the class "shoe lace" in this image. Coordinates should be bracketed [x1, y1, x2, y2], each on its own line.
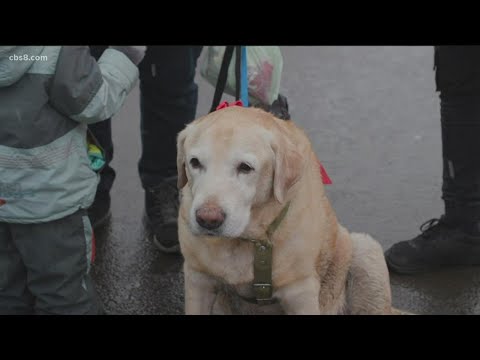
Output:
[419, 217, 446, 239]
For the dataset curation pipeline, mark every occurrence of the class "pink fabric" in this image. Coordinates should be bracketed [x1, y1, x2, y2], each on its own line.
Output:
[216, 100, 244, 110]
[318, 161, 332, 185]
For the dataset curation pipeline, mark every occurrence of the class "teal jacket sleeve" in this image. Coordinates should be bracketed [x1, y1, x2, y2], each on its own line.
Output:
[49, 46, 138, 124]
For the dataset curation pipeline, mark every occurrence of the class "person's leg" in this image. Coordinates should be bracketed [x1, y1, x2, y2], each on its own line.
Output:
[385, 46, 480, 274]
[12, 210, 103, 314]
[0, 223, 33, 314]
[138, 46, 203, 254]
[87, 45, 115, 229]
[439, 47, 480, 227]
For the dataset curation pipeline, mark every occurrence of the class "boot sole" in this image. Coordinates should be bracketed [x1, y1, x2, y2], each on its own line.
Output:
[385, 256, 432, 275]
[143, 216, 181, 255]
[386, 254, 480, 275]
[151, 234, 181, 255]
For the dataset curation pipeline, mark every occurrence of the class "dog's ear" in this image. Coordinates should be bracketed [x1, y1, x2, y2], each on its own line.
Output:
[271, 131, 304, 204]
[176, 126, 190, 189]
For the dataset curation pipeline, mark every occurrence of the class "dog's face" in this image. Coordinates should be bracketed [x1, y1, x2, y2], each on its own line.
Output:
[177, 107, 303, 238]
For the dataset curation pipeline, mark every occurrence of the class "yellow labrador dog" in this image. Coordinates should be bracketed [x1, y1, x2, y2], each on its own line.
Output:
[177, 106, 394, 315]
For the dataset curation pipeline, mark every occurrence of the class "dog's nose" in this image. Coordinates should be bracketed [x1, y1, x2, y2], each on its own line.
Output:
[196, 205, 226, 230]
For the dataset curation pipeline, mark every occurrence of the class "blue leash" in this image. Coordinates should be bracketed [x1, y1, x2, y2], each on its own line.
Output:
[240, 46, 249, 107]
[210, 46, 249, 112]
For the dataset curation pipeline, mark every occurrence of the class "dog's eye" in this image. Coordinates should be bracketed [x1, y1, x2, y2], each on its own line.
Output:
[238, 162, 254, 174]
[190, 157, 202, 169]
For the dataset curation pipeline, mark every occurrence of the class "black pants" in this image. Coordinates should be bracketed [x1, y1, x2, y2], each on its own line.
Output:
[88, 46, 203, 193]
[0, 210, 101, 315]
[435, 46, 480, 224]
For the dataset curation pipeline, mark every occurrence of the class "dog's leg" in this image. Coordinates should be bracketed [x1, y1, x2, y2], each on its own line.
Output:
[276, 276, 321, 315]
[184, 264, 218, 315]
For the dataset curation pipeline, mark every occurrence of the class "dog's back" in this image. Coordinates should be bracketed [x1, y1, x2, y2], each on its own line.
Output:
[345, 233, 393, 314]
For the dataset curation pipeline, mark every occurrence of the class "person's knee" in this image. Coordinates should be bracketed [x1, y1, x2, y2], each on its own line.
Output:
[32, 275, 101, 315]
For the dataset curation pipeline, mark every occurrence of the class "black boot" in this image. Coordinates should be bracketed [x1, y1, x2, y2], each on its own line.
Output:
[144, 177, 180, 254]
[385, 216, 480, 274]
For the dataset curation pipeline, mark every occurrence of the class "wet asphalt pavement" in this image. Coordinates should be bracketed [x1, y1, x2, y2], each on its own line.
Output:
[91, 46, 480, 315]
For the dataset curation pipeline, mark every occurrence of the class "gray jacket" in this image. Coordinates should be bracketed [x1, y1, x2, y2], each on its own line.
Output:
[0, 46, 138, 223]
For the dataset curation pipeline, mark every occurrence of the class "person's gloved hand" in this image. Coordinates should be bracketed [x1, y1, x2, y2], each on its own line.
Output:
[109, 46, 146, 65]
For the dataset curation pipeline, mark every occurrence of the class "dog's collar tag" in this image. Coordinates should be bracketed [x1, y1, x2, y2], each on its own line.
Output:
[253, 241, 274, 304]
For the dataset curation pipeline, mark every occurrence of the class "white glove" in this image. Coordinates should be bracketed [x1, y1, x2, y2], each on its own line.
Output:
[109, 46, 146, 65]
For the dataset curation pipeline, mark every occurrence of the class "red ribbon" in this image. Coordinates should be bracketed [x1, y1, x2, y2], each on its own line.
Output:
[216, 100, 244, 110]
[91, 233, 96, 263]
[318, 160, 332, 185]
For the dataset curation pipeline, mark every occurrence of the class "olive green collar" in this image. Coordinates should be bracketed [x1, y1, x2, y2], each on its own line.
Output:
[239, 201, 291, 305]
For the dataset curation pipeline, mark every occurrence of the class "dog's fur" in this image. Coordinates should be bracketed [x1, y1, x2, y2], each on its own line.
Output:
[177, 106, 394, 315]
